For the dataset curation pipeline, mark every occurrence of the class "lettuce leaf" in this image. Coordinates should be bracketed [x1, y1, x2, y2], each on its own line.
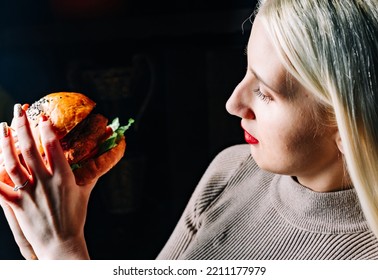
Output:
[97, 117, 134, 156]
[71, 118, 134, 170]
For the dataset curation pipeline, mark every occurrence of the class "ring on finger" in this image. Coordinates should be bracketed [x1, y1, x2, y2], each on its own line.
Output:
[13, 176, 31, 192]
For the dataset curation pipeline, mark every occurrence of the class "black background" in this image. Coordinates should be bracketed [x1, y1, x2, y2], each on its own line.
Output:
[0, 0, 257, 259]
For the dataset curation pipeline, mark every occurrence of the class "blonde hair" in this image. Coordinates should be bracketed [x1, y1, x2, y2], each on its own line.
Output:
[257, 0, 378, 237]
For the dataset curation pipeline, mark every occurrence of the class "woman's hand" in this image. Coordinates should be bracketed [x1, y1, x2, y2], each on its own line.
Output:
[0, 104, 96, 259]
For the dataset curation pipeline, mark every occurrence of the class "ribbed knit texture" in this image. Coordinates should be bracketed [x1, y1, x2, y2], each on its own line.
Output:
[157, 144, 378, 260]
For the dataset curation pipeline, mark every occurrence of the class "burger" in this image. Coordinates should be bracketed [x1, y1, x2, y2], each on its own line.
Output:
[1, 92, 133, 186]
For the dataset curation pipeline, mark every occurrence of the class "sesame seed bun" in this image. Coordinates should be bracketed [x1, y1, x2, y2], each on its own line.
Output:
[1, 92, 127, 187]
[26, 92, 96, 139]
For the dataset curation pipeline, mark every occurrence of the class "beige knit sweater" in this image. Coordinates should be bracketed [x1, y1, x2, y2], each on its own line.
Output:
[157, 144, 378, 259]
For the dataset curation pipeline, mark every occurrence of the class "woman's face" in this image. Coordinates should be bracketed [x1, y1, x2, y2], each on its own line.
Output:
[226, 18, 345, 191]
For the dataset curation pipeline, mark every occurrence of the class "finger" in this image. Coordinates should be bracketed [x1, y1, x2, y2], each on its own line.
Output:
[13, 104, 47, 180]
[38, 116, 74, 179]
[0, 122, 31, 190]
[0, 181, 20, 203]
[0, 201, 38, 260]
[0, 130, 20, 165]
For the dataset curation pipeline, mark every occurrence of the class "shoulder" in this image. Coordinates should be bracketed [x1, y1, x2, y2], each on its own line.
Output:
[206, 144, 253, 175]
[213, 144, 251, 161]
[191, 144, 259, 215]
[199, 144, 254, 185]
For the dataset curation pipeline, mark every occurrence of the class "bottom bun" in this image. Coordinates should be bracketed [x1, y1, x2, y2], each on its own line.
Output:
[73, 137, 126, 186]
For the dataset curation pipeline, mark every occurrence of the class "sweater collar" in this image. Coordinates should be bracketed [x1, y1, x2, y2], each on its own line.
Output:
[270, 174, 369, 233]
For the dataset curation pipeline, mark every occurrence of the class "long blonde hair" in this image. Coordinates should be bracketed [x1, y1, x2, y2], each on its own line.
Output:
[257, 0, 378, 237]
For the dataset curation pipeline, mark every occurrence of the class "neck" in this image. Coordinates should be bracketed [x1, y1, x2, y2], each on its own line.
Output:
[295, 157, 351, 192]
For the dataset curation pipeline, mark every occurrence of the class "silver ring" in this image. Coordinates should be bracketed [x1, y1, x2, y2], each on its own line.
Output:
[13, 177, 30, 192]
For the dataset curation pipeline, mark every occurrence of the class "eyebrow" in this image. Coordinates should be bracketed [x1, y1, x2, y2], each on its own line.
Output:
[248, 66, 279, 93]
[245, 41, 278, 92]
[244, 45, 272, 89]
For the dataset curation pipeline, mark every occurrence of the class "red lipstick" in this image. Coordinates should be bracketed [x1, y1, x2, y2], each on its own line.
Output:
[241, 121, 259, 144]
[244, 130, 259, 144]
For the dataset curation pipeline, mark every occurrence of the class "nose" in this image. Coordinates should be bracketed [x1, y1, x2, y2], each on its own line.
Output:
[226, 78, 256, 119]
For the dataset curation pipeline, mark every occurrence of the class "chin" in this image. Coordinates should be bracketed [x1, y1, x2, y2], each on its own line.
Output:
[249, 147, 292, 175]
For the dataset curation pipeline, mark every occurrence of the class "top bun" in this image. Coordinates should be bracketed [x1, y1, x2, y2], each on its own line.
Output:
[26, 92, 96, 139]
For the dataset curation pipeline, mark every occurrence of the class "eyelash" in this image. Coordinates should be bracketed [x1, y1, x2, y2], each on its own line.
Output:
[253, 88, 273, 104]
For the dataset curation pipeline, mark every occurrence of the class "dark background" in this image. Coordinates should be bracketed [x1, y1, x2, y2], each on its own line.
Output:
[0, 0, 257, 259]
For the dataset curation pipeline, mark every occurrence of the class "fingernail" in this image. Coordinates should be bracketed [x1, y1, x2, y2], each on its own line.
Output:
[0, 122, 8, 138]
[14, 104, 23, 118]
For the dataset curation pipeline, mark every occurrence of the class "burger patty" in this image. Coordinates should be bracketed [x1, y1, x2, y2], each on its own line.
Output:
[60, 113, 108, 164]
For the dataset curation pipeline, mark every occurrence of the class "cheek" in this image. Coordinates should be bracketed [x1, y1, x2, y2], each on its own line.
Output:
[262, 126, 303, 158]
[258, 112, 295, 145]
[259, 111, 319, 158]
[284, 123, 316, 150]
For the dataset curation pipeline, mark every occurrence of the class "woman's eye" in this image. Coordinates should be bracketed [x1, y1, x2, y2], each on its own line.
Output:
[253, 88, 273, 104]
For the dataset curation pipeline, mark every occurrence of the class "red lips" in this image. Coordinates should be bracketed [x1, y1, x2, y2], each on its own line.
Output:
[244, 130, 259, 144]
[241, 122, 259, 144]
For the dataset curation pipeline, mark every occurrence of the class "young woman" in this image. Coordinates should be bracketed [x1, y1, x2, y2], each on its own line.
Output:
[1, 0, 378, 259]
